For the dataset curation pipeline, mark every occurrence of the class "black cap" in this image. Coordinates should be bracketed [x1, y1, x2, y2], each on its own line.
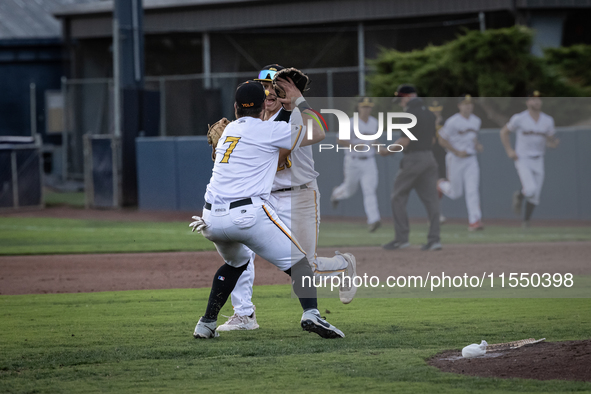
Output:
[235, 81, 266, 109]
[254, 64, 284, 82]
[527, 90, 542, 98]
[358, 97, 374, 107]
[395, 84, 417, 96]
[458, 94, 474, 104]
[392, 84, 417, 103]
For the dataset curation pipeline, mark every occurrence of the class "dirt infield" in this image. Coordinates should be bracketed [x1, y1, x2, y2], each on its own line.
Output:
[2, 242, 591, 295]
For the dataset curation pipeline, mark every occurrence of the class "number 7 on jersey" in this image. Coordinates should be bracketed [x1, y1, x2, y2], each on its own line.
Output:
[220, 136, 241, 163]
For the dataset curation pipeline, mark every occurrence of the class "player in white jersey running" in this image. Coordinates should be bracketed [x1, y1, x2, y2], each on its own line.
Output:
[331, 97, 382, 232]
[437, 95, 484, 231]
[192, 80, 345, 339]
[216, 65, 357, 332]
[500, 90, 559, 228]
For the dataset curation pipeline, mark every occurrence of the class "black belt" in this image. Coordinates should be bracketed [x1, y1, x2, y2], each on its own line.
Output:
[273, 184, 308, 193]
[204, 198, 252, 210]
[351, 156, 369, 160]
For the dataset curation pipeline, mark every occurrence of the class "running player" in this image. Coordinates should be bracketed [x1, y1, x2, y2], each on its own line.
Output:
[500, 90, 559, 227]
[437, 95, 484, 231]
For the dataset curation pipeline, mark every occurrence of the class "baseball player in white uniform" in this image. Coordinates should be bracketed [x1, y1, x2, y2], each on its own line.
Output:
[437, 95, 484, 231]
[216, 66, 357, 333]
[330, 97, 382, 232]
[500, 90, 559, 227]
[192, 80, 345, 339]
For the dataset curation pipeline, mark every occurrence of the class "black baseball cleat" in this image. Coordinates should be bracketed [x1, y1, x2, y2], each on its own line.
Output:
[368, 221, 381, 233]
[512, 191, 524, 216]
[301, 309, 344, 338]
[382, 240, 410, 250]
[421, 242, 442, 251]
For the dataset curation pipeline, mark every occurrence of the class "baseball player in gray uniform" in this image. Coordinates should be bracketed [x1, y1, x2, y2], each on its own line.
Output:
[331, 97, 382, 232]
[192, 80, 344, 339]
[500, 90, 559, 227]
[216, 65, 357, 332]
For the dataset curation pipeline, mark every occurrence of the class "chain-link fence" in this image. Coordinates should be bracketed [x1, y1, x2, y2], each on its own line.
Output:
[61, 66, 364, 180]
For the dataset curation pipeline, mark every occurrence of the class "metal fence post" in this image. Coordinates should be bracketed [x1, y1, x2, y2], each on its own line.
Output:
[61, 76, 68, 181]
[30, 83, 37, 137]
[159, 77, 166, 136]
[357, 22, 366, 96]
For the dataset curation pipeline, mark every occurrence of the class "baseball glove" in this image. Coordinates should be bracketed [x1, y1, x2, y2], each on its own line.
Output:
[272, 67, 311, 99]
[207, 117, 230, 161]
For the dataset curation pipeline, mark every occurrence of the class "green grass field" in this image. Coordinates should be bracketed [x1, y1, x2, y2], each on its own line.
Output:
[1, 212, 590, 392]
[1, 288, 590, 393]
[43, 191, 86, 208]
[1, 216, 591, 255]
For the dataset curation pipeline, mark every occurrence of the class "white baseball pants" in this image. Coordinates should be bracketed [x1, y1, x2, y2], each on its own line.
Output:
[331, 155, 381, 224]
[230, 182, 348, 316]
[202, 200, 306, 317]
[438, 153, 482, 224]
[515, 156, 544, 206]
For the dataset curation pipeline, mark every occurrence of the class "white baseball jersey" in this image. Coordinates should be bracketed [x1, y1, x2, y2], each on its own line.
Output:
[205, 114, 306, 205]
[271, 109, 319, 190]
[346, 115, 379, 158]
[439, 113, 481, 155]
[507, 110, 555, 158]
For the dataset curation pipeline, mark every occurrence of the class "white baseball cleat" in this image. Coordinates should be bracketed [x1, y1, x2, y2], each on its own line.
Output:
[217, 311, 259, 332]
[300, 309, 345, 339]
[193, 317, 219, 339]
[336, 251, 357, 304]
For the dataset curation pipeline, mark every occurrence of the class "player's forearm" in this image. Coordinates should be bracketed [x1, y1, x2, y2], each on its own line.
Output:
[438, 136, 457, 155]
[278, 148, 291, 165]
[300, 112, 325, 146]
[499, 126, 513, 154]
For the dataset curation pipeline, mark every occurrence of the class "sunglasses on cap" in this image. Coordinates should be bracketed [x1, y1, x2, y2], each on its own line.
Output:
[256, 69, 277, 81]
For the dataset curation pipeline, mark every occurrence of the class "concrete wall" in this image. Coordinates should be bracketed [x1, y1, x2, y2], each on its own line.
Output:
[136, 128, 591, 220]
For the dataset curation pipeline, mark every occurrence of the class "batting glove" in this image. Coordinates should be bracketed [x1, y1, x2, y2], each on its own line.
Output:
[189, 216, 208, 233]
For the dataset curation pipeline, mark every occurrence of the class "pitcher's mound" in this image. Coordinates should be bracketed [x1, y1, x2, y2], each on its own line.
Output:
[429, 340, 591, 382]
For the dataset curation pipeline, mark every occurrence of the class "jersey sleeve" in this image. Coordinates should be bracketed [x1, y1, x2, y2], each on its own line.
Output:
[475, 115, 482, 131]
[269, 110, 306, 150]
[438, 117, 453, 140]
[547, 116, 556, 137]
[506, 113, 520, 132]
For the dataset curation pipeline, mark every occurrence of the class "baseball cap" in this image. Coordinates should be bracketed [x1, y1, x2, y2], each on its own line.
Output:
[235, 80, 266, 109]
[392, 84, 417, 103]
[428, 100, 443, 112]
[458, 94, 474, 104]
[395, 84, 417, 96]
[527, 90, 542, 97]
[254, 64, 284, 82]
[358, 97, 374, 107]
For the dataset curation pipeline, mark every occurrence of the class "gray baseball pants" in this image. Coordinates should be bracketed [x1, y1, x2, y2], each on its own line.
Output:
[391, 151, 441, 244]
